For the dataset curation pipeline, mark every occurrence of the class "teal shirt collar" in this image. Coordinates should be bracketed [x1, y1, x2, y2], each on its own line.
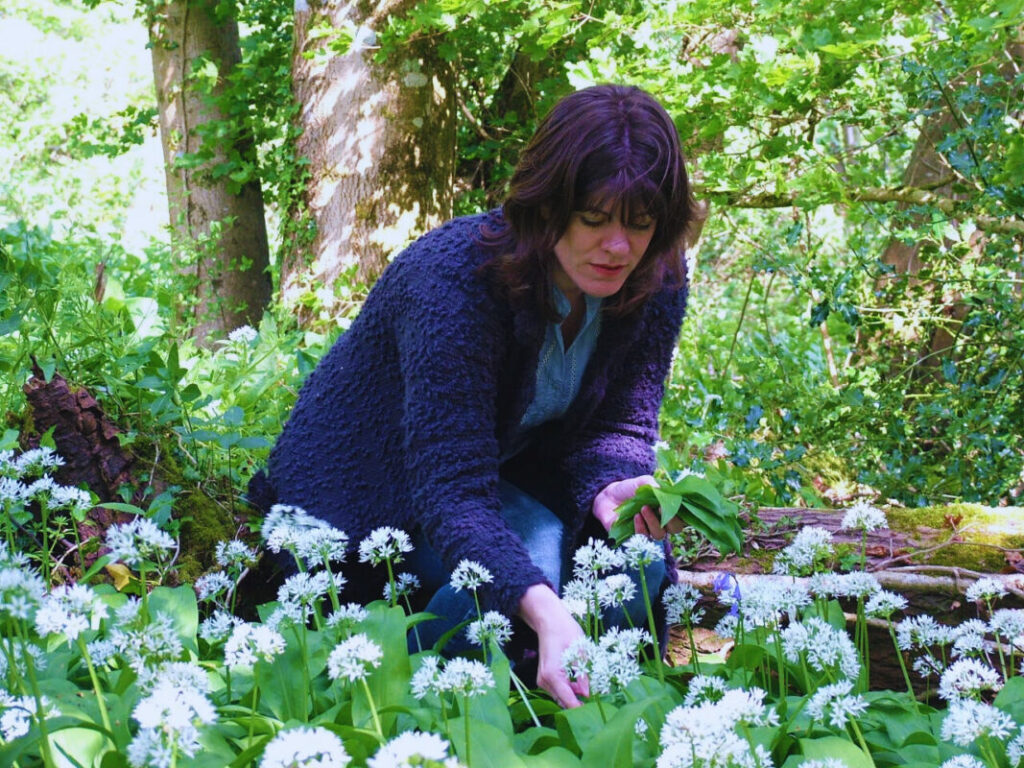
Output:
[552, 286, 603, 326]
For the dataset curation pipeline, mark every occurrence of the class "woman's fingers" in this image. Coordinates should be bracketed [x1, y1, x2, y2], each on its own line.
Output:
[539, 666, 584, 709]
[635, 505, 667, 540]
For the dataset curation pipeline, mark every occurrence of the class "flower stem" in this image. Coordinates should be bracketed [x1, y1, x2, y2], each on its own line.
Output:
[385, 558, 397, 608]
[361, 677, 384, 741]
[248, 667, 260, 743]
[16, 628, 56, 768]
[887, 623, 915, 698]
[463, 693, 472, 766]
[637, 567, 664, 684]
[685, 621, 702, 675]
[510, 669, 541, 728]
[847, 718, 876, 766]
[294, 624, 312, 722]
[76, 637, 113, 739]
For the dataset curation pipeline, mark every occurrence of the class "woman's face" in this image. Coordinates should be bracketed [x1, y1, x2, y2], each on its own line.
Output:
[551, 203, 655, 301]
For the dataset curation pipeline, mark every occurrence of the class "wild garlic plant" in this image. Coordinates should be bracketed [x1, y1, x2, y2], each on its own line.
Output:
[0, 492, 1021, 768]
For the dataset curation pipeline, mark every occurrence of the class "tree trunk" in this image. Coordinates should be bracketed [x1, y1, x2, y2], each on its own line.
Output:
[149, 0, 272, 345]
[282, 0, 457, 313]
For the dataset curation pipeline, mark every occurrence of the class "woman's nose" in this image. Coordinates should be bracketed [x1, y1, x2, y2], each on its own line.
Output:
[602, 225, 630, 255]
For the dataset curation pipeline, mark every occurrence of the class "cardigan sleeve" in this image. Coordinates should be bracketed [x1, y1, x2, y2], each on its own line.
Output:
[390, 258, 553, 618]
[561, 286, 689, 524]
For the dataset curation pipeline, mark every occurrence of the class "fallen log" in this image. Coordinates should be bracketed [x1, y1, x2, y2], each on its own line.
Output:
[668, 504, 1024, 694]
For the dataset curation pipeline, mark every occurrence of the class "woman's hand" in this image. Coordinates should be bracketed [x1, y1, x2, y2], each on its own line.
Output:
[518, 584, 588, 708]
[592, 475, 683, 540]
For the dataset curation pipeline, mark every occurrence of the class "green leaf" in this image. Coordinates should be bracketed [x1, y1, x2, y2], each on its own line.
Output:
[354, 603, 412, 733]
[798, 736, 874, 768]
[555, 701, 616, 755]
[521, 747, 583, 767]
[450, 716, 529, 768]
[148, 585, 199, 654]
[580, 699, 658, 768]
[95, 501, 147, 516]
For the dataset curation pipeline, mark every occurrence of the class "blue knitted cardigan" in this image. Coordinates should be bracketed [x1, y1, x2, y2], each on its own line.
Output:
[259, 210, 689, 617]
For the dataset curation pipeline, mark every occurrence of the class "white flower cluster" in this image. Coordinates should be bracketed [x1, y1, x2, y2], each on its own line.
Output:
[34, 582, 108, 642]
[808, 571, 881, 600]
[772, 526, 834, 576]
[106, 518, 177, 567]
[383, 572, 421, 602]
[662, 582, 704, 626]
[215, 539, 258, 569]
[806, 679, 868, 729]
[0, 447, 64, 478]
[327, 632, 383, 683]
[227, 324, 259, 345]
[0, 690, 54, 741]
[275, 571, 332, 623]
[657, 684, 777, 768]
[411, 656, 495, 699]
[128, 666, 216, 767]
[864, 589, 908, 619]
[965, 576, 1007, 603]
[718, 577, 811, 633]
[840, 500, 888, 532]
[263, 504, 349, 567]
[108, 601, 184, 673]
[573, 537, 625, 579]
[682, 675, 728, 707]
[939, 756, 987, 768]
[368, 731, 464, 768]
[466, 610, 512, 648]
[22, 476, 93, 516]
[199, 609, 242, 644]
[596, 573, 637, 610]
[326, 603, 369, 634]
[194, 571, 233, 603]
[0, 562, 46, 621]
[621, 534, 664, 568]
[358, 526, 413, 566]
[259, 725, 351, 767]
[781, 617, 861, 680]
[224, 623, 287, 668]
[562, 627, 652, 697]
[450, 560, 493, 592]
[940, 699, 1015, 746]
[990, 609, 1024, 649]
[938, 658, 1003, 702]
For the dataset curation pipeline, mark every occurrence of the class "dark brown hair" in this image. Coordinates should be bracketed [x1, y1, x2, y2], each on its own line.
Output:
[481, 84, 694, 317]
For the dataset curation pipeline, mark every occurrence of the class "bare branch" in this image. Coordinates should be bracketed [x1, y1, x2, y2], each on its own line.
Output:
[693, 183, 1024, 235]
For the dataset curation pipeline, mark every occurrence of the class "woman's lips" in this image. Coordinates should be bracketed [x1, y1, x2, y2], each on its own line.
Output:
[591, 263, 626, 277]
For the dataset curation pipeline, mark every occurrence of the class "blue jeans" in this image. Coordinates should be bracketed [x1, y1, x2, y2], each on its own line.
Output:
[407, 480, 667, 654]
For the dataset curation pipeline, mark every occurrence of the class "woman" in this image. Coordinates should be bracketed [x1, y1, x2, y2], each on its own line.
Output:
[251, 84, 694, 708]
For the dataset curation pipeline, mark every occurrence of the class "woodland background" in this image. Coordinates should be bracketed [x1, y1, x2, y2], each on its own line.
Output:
[1, 0, 1023, 552]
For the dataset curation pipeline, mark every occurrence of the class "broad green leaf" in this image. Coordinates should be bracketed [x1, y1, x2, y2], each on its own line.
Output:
[354, 603, 412, 733]
[449, 716, 528, 768]
[147, 585, 199, 653]
[521, 747, 583, 767]
[555, 700, 616, 754]
[514, 726, 562, 755]
[798, 736, 874, 768]
[581, 699, 658, 768]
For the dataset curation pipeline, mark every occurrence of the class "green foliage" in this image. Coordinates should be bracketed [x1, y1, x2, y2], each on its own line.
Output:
[610, 475, 743, 555]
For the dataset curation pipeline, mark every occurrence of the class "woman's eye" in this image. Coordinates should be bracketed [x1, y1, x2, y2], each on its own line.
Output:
[579, 213, 606, 227]
[629, 217, 655, 231]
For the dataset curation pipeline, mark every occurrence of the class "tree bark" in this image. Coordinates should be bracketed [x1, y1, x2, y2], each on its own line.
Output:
[282, 0, 457, 312]
[149, 0, 272, 344]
